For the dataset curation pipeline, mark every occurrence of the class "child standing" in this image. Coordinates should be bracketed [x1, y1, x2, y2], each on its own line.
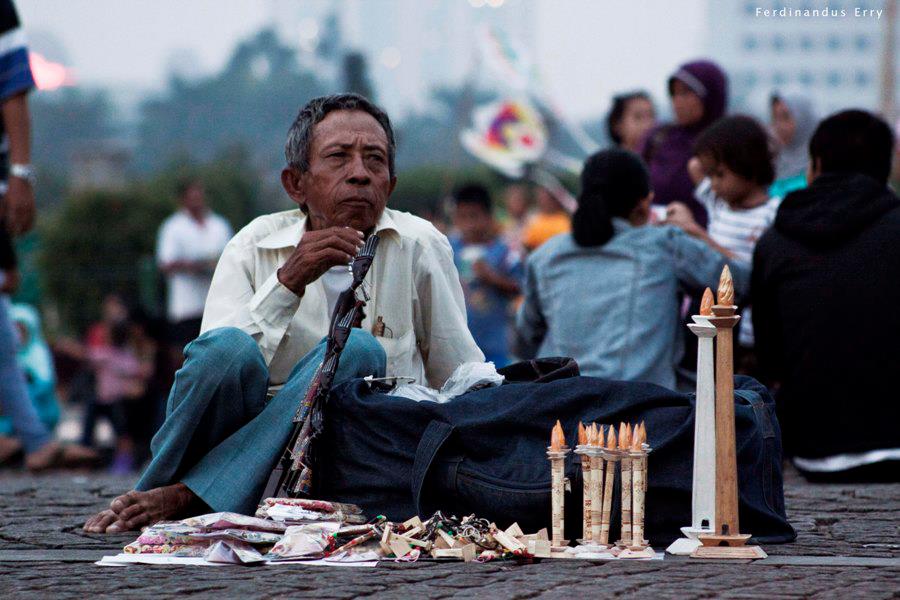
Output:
[449, 184, 523, 368]
[665, 115, 780, 357]
[83, 321, 152, 474]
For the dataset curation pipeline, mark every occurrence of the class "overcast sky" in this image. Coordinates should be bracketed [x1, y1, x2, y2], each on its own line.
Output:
[18, 0, 708, 120]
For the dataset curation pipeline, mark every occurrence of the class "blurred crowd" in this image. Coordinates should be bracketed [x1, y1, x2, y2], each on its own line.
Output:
[0, 0, 897, 484]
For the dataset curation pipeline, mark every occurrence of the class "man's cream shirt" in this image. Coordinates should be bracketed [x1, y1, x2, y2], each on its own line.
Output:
[201, 207, 484, 392]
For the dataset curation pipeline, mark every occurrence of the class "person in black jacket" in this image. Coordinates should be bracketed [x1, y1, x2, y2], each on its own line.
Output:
[752, 109, 899, 482]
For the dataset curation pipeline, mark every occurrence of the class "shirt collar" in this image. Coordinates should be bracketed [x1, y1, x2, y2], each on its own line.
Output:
[611, 217, 633, 234]
[255, 208, 402, 250]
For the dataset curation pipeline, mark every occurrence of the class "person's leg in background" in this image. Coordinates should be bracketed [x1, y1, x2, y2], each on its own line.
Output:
[107, 399, 135, 475]
[78, 391, 99, 448]
[181, 328, 387, 516]
[0, 295, 54, 466]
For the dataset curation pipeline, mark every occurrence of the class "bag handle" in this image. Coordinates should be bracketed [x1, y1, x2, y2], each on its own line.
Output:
[411, 420, 455, 515]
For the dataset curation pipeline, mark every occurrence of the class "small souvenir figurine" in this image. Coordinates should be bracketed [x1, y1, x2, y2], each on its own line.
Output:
[616, 423, 633, 548]
[668, 287, 718, 555]
[547, 420, 570, 550]
[575, 422, 592, 543]
[692, 265, 767, 560]
[599, 425, 618, 546]
[621, 423, 655, 559]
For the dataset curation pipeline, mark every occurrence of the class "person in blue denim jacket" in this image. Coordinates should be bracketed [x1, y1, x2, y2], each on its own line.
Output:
[516, 149, 748, 390]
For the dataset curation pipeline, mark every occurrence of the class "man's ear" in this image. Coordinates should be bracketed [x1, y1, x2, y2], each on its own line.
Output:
[388, 175, 397, 197]
[806, 157, 821, 185]
[281, 167, 306, 210]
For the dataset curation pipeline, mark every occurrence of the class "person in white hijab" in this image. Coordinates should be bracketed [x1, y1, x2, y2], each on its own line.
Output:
[770, 92, 819, 197]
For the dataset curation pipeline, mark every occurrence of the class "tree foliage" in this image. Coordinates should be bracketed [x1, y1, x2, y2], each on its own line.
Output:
[38, 147, 262, 334]
[136, 28, 331, 174]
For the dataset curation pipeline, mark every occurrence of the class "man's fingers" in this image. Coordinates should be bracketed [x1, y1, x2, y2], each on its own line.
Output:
[304, 234, 361, 259]
[110, 491, 139, 514]
[306, 226, 363, 242]
[318, 248, 355, 268]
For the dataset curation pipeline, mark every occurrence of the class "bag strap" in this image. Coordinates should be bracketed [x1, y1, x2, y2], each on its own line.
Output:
[411, 420, 455, 515]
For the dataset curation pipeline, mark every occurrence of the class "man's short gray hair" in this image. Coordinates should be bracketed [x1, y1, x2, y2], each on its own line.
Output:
[284, 93, 396, 177]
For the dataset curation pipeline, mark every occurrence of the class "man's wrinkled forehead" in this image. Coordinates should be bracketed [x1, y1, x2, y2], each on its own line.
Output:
[311, 109, 389, 152]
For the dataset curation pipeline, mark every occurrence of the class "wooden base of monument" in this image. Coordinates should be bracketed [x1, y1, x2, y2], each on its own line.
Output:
[690, 533, 767, 559]
[619, 546, 655, 559]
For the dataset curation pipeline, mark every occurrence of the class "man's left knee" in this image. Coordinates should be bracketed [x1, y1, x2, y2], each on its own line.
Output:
[346, 329, 386, 370]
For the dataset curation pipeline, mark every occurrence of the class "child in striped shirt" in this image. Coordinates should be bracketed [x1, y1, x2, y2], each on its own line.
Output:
[665, 115, 780, 350]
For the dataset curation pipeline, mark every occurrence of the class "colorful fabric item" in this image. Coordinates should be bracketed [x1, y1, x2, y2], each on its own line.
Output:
[521, 212, 571, 251]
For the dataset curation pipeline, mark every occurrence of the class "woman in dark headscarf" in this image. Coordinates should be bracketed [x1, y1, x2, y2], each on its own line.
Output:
[516, 149, 744, 390]
[642, 60, 729, 227]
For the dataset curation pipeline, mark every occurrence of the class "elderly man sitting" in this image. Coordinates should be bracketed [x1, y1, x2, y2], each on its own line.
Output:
[84, 94, 484, 533]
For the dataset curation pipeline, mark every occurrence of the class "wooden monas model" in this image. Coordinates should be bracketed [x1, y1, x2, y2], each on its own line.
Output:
[575, 423, 592, 543]
[547, 420, 570, 550]
[620, 422, 654, 559]
[667, 287, 718, 555]
[691, 266, 767, 560]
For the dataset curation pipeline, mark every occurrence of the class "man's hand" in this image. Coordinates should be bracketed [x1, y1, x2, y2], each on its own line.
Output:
[665, 202, 703, 237]
[471, 259, 495, 284]
[277, 226, 364, 296]
[472, 259, 521, 296]
[3, 177, 35, 236]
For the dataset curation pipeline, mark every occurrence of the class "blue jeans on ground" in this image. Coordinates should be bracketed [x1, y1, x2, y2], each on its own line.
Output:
[0, 296, 51, 454]
[136, 326, 386, 516]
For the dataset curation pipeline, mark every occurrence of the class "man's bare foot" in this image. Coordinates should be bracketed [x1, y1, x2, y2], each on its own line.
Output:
[83, 483, 199, 533]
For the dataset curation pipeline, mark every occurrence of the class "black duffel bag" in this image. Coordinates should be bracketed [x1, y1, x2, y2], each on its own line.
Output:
[315, 364, 795, 546]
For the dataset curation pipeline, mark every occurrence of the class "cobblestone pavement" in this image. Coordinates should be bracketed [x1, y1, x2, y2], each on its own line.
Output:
[0, 469, 896, 599]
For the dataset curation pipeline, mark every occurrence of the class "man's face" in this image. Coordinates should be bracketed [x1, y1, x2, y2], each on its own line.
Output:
[453, 202, 493, 243]
[670, 80, 704, 127]
[181, 184, 206, 213]
[293, 110, 396, 232]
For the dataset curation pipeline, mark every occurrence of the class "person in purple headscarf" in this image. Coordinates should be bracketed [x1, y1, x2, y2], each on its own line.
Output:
[641, 60, 729, 228]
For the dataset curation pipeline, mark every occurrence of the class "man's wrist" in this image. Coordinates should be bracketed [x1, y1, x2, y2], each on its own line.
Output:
[8, 164, 35, 186]
[276, 267, 305, 297]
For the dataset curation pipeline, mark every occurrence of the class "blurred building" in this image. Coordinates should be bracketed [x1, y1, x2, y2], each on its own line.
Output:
[268, 0, 535, 116]
[707, 0, 896, 115]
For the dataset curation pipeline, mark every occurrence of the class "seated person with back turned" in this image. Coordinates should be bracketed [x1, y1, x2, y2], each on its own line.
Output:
[84, 94, 484, 533]
[752, 110, 900, 482]
[516, 149, 748, 390]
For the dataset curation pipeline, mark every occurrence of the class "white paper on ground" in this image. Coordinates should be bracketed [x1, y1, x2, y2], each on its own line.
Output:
[266, 559, 378, 567]
[564, 547, 664, 561]
[96, 554, 228, 567]
[96, 553, 378, 568]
